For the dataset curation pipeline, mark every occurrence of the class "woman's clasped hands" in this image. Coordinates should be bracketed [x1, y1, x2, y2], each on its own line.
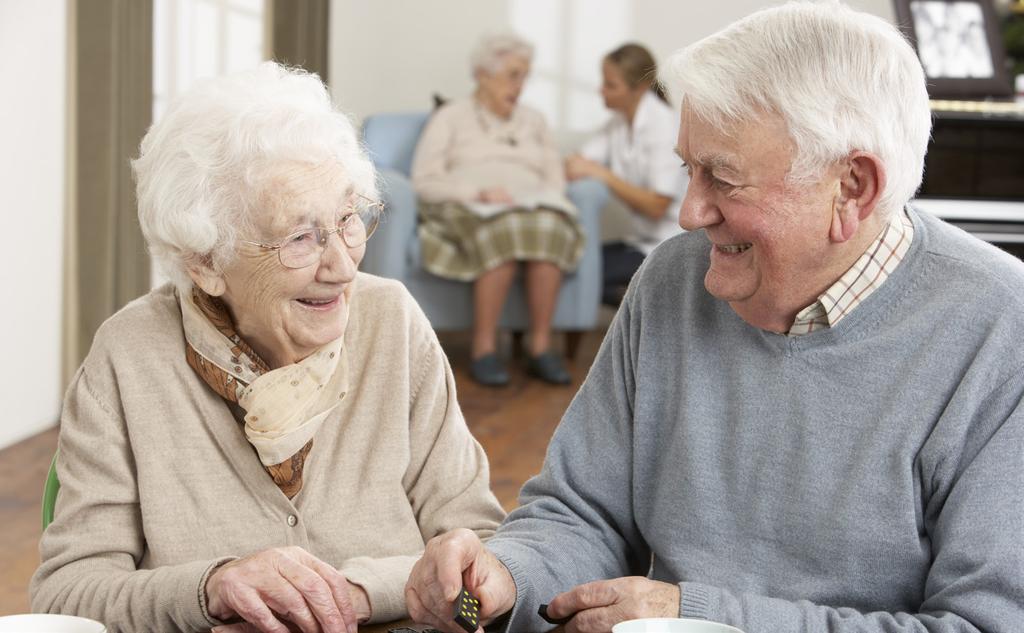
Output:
[207, 546, 370, 633]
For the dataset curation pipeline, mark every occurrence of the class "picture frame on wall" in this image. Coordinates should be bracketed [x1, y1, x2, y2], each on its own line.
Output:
[893, 0, 1013, 98]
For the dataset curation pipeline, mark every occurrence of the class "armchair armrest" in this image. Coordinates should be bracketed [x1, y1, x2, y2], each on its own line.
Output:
[568, 177, 609, 239]
[563, 178, 610, 327]
[362, 168, 419, 281]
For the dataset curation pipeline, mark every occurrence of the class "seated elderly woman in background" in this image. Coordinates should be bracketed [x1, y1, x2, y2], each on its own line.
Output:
[412, 34, 582, 387]
[30, 62, 504, 633]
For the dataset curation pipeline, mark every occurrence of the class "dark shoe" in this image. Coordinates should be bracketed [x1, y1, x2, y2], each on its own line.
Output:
[470, 353, 509, 387]
[526, 351, 571, 385]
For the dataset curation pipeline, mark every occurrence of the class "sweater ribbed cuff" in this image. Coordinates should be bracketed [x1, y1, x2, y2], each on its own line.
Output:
[198, 556, 239, 626]
[340, 562, 405, 623]
[488, 550, 537, 632]
[678, 582, 712, 620]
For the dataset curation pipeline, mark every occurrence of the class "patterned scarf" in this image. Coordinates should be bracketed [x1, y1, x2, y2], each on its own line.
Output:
[180, 287, 349, 498]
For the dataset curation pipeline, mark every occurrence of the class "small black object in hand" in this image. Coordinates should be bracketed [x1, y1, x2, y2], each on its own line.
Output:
[454, 586, 482, 633]
[538, 603, 573, 625]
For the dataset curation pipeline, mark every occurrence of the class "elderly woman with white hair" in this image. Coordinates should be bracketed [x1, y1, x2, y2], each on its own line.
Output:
[411, 34, 581, 387]
[30, 62, 505, 633]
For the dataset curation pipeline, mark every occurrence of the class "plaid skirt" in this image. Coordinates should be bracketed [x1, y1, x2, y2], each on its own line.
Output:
[418, 201, 585, 281]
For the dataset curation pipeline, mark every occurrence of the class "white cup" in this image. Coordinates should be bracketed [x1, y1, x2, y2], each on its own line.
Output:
[0, 614, 106, 633]
[612, 617, 744, 633]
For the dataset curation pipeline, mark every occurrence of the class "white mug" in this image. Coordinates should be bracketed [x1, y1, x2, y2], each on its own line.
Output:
[0, 614, 106, 633]
[612, 617, 744, 633]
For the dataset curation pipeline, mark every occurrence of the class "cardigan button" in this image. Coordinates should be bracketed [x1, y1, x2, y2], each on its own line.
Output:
[286, 514, 298, 527]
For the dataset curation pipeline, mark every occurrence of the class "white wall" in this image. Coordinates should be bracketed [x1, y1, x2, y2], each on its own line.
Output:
[329, 0, 898, 242]
[632, 0, 893, 67]
[329, 0, 511, 121]
[329, 0, 895, 136]
[0, 0, 66, 449]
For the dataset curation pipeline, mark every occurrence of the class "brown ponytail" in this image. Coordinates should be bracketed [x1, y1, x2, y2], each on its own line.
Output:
[605, 43, 667, 103]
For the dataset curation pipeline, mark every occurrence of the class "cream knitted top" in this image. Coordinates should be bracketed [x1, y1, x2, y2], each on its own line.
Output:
[411, 96, 568, 205]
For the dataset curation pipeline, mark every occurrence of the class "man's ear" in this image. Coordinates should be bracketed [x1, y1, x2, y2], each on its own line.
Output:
[829, 151, 886, 244]
[186, 255, 226, 296]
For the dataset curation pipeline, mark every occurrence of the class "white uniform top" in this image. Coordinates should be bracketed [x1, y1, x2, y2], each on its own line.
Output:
[580, 91, 688, 254]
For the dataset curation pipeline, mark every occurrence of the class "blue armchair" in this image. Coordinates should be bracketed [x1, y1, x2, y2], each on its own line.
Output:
[360, 111, 608, 356]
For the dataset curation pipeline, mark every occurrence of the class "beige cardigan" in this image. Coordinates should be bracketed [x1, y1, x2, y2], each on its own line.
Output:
[411, 96, 569, 207]
[31, 274, 505, 632]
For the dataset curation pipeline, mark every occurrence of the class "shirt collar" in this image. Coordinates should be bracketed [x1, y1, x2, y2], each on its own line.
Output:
[789, 208, 914, 336]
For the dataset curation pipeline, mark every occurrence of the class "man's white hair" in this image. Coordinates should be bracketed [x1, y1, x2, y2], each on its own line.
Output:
[470, 33, 534, 76]
[662, 1, 932, 217]
[132, 61, 377, 292]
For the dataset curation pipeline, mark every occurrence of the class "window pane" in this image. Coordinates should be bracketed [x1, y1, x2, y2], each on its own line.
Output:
[509, 0, 562, 74]
[191, 0, 220, 79]
[226, 11, 263, 72]
[151, 0, 265, 287]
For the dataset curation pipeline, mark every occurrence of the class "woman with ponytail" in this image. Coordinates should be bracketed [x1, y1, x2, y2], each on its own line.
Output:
[566, 43, 688, 306]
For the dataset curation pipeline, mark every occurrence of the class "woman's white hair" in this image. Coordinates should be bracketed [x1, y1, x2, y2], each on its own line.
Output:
[470, 33, 534, 76]
[132, 61, 377, 291]
[662, 1, 932, 217]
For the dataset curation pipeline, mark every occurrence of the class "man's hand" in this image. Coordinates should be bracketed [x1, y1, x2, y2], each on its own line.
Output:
[205, 546, 361, 633]
[546, 577, 680, 633]
[405, 528, 517, 633]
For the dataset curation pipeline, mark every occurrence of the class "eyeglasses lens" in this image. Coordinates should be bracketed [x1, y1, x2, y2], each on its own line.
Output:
[275, 200, 382, 269]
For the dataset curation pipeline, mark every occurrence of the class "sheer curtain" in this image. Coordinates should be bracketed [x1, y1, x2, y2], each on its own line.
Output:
[271, 0, 328, 80]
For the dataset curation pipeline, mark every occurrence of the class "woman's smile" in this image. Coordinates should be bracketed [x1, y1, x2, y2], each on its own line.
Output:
[295, 294, 342, 310]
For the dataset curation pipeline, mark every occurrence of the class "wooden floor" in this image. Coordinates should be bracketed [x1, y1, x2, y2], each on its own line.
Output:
[0, 317, 610, 616]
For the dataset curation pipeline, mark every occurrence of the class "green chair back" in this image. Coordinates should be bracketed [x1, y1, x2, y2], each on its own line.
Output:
[42, 450, 60, 529]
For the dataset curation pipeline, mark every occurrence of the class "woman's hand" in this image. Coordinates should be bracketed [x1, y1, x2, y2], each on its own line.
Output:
[405, 528, 517, 633]
[205, 546, 364, 633]
[477, 187, 515, 204]
[565, 155, 608, 182]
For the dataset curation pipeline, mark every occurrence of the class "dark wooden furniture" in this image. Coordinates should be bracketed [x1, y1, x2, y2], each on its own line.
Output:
[916, 101, 1024, 260]
[920, 103, 1024, 200]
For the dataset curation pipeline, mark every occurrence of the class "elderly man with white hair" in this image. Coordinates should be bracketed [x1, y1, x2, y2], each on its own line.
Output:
[30, 62, 505, 633]
[405, 3, 1024, 632]
[412, 33, 583, 387]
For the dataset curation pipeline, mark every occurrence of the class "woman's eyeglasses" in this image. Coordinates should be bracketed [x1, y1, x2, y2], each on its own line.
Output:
[241, 194, 385, 269]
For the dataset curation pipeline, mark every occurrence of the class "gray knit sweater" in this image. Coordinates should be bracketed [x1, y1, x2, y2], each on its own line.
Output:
[488, 208, 1024, 632]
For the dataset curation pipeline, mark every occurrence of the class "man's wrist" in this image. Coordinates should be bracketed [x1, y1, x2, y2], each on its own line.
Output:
[670, 581, 683, 618]
[481, 549, 520, 623]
